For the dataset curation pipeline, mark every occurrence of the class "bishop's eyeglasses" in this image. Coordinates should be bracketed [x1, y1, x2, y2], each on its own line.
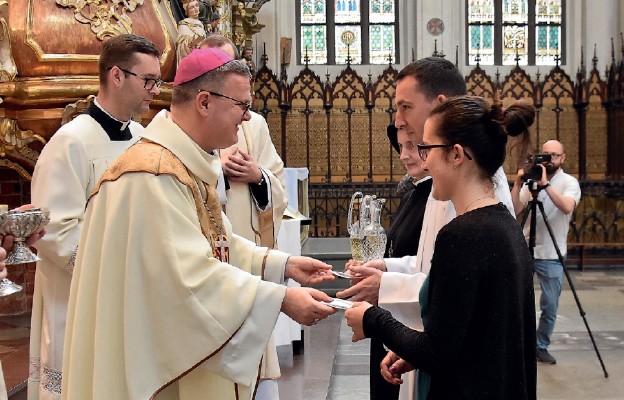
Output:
[198, 90, 252, 115]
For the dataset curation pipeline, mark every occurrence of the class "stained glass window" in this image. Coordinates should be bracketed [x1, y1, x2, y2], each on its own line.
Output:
[336, 26, 362, 64]
[467, 0, 564, 66]
[370, 0, 395, 23]
[468, 0, 495, 64]
[298, 0, 397, 65]
[501, 0, 528, 65]
[535, 0, 562, 65]
[335, 0, 360, 23]
[369, 24, 395, 64]
[301, 25, 328, 64]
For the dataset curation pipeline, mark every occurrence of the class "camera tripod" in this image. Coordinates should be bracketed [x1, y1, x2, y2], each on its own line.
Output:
[519, 180, 608, 378]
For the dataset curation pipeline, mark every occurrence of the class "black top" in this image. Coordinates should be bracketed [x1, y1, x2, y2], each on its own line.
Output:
[385, 177, 432, 258]
[248, 173, 269, 208]
[222, 172, 269, 208]
[364, 203, 537, 400]
[86, 102, 133, 141]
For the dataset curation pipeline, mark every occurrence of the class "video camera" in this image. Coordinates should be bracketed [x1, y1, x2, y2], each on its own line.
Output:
[521, 153, 552, 181]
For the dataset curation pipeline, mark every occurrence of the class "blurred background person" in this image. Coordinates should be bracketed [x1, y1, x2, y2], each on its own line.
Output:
[512, 140, 581, 365]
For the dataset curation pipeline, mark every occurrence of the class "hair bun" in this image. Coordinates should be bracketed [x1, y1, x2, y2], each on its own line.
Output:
[501, 103, 536, 137]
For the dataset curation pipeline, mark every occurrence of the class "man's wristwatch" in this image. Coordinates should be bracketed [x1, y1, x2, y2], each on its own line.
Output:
[542, 181, 550, 189]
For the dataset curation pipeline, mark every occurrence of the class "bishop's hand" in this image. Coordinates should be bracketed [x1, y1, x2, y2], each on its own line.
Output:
[280, 287, 337, 325]
[285, 255, 335, 286]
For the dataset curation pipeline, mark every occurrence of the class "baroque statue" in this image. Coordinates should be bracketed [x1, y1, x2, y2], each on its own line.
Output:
[176, 0, 207, 64]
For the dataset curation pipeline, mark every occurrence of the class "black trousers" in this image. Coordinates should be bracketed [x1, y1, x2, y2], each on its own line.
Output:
[370, 336, 400, 400]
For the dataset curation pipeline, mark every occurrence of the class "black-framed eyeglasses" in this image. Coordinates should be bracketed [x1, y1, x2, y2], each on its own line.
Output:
[199, 90, 252, 115]
[417, 144, 453, 161]
[417, 143, 474, 161]
[109, 66, 163, 90]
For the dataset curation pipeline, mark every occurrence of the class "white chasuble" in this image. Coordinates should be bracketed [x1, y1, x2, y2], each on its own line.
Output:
[62, 110, 289, 400]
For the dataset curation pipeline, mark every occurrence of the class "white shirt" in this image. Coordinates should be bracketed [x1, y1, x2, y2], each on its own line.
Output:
[518, 169, 581, 259]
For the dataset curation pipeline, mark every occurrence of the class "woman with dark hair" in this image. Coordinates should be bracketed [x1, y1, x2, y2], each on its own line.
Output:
[345, 95, 537, 400]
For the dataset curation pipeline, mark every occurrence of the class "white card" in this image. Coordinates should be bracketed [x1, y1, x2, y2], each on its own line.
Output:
[321, 298, 353, 310]
[331, 270, 353, 279]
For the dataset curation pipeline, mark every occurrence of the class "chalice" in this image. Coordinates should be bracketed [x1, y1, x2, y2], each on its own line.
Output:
[0, 208, 50, 296]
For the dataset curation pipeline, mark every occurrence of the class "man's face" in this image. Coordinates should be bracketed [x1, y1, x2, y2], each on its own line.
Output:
[119, 53, 161, 119]
[394, 76, 440, 178]
[204, 73, 252, 151]
[541, 141, 565, 175]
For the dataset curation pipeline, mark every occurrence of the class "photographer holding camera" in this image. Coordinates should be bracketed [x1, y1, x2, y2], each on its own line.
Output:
[512, 140, 581, 365]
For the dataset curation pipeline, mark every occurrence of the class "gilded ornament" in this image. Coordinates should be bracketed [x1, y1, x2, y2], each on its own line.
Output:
[0, 158, 33, 181]
[0, 117, 46, 165]
[61, 95, 95, 125]
[56, 0, 145, 40]
[0, 0, 16, 82]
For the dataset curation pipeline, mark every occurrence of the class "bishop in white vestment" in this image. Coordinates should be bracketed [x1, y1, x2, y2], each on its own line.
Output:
[62, 48, 335, 400]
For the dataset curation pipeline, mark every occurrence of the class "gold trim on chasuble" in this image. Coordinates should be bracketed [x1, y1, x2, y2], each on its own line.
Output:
[92, 139, 229, 262]
[89, 139, 251, 399]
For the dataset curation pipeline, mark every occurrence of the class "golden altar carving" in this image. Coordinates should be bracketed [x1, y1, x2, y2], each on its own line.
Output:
[56, 0, 146, 40]
[0, 0, 178, 180]
[0, 0, 271, 181]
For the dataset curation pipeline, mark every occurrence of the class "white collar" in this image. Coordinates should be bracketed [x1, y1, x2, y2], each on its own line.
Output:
[93, 97, 133, 130]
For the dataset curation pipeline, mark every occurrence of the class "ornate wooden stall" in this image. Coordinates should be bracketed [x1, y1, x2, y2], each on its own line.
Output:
[252, 44, 624, 269]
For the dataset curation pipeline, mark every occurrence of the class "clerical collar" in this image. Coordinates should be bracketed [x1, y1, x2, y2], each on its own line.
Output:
[86, 98, 133, 141]
[413, 175, 432, 187]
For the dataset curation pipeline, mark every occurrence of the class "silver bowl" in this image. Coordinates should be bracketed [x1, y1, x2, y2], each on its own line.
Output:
[0, 208, 50, 265]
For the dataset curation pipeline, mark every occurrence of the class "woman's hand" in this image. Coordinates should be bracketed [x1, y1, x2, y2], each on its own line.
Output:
[344, 301, 373, 341]
[380, 351, 414, 385]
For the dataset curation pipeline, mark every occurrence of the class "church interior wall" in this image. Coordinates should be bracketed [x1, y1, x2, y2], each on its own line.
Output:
[253, 0, 624, 78]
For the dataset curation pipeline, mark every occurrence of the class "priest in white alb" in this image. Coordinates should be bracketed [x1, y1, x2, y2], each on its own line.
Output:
[29, 34, 162, 400]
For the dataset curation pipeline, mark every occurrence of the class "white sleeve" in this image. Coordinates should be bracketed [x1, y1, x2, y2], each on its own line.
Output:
[378, 272, 427, 331]
[383, 255, 417, 274]
[493, 166, 515, 215]
[31, 130, 90, 272]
